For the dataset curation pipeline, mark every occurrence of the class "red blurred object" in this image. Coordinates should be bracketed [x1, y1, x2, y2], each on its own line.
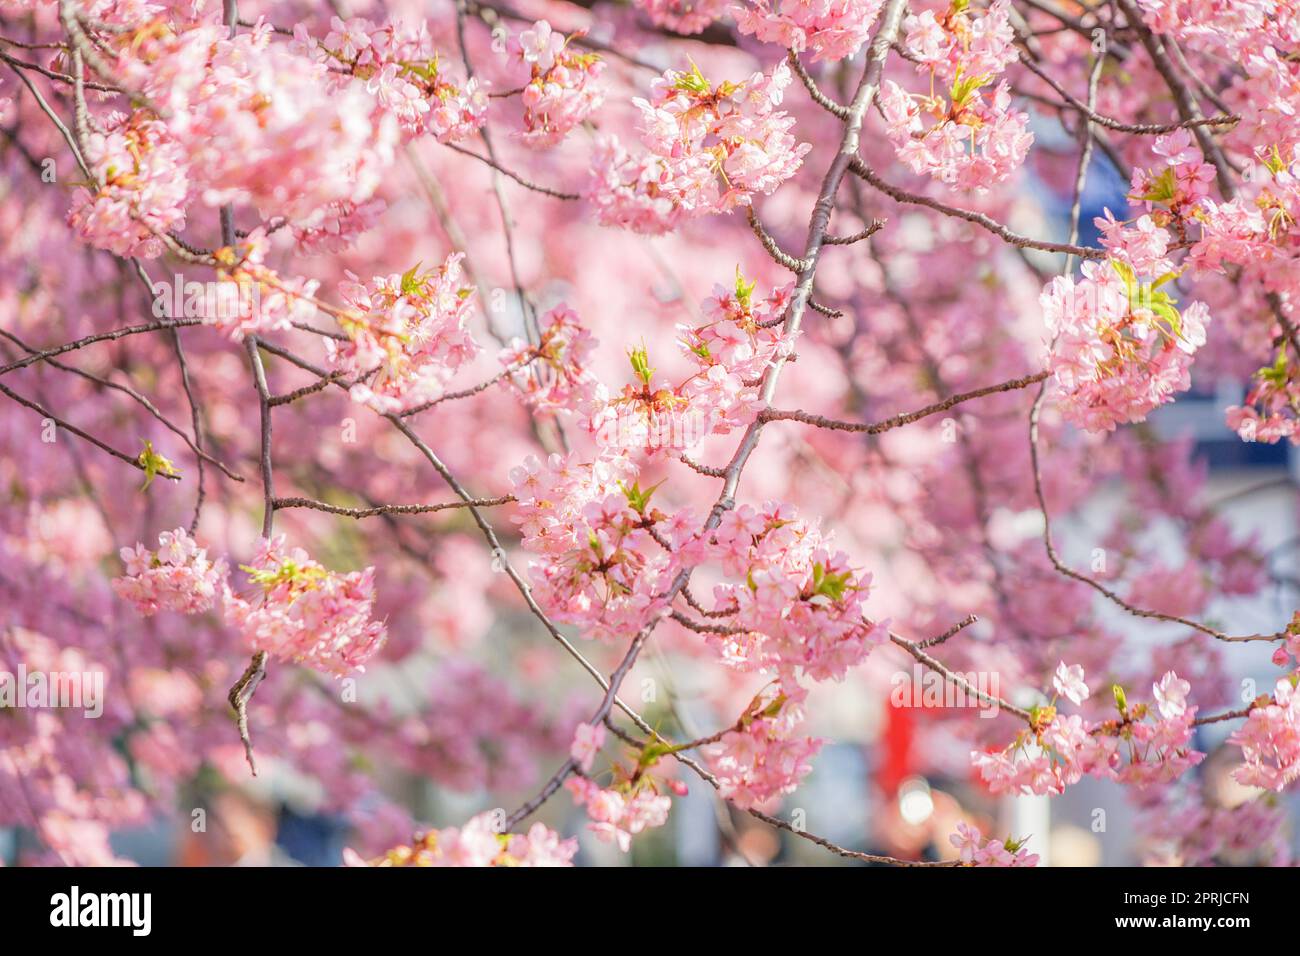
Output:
[879, 696, 915, 798]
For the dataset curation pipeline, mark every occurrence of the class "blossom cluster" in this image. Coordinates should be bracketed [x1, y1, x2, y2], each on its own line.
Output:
[879, 0, 1030, 190]
[1042, 258, 1209, 432]
[586, 271, 795, 455]
[565, 774, 674, 852]
[67, 111, 189, 259]
[355, 814, 577, 866]
[506, 21, 605, 148]
[111, 525, 387, 684]
[949, 821, 1040, 866]
[705, 687, 823, 809]
[327, 253, 480, 413]
[308, 16, 488, 143]
[1141, 791, 1293, 866]
[504, 273, 888, 824]
[703, 502, 886, 682]
[290, 198, 388, 255]
[1226, 352, 1300, 445]
[1129, 129, 1219, 224]
[585, 135, 685, 234]
[204, 228, 323, 339]
[972, 665, 1204, 797]
[1228, 676, 1300, 792]
[112, 528, 226, 617]
[732, 0, 886, 62]
[224, 535, 387, 678]
[125, 21, 397, 228]
[587, 61, 810, 231]
[500, 304, 600, 415]
[635, 0, 730, 35]
[508, 451, 682, 641]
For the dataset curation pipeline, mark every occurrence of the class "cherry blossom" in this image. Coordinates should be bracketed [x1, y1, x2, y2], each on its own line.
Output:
[6, 0, 1300, 874]
[505, 21, 605, 148]
[1052, 661, 1089, 706]
[733, 0, 887, 63]
[357, 814, 577, 866]
[565, 776, 673, 852]
[949, 821, 1039, 867]
[973, 671, 1205, 797]
[309, 16, 488, 143]
[879, 0, 1030, 190]
[1229, 677, 1300, 792]
[112, 528, 226, 617]
[67, 111, 188, 259]
[705, 687, 823, 809]
[508, 451, 680, 641]
[635, 0, 730, 34]
[131, 21, 398, 227]
[326, 254, 480, 413]
[590, 60, 810, 226]
[569, 722, 606, 773]
[224, 536, 387, 678]
[500, 303, 600, 415]
[1043, 259, 1209, 432]
[704, 501, 887, 681]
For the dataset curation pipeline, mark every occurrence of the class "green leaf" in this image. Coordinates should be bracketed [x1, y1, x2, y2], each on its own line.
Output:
[628, 345, 655, 386]
[734, 266, 757, 310]
[810, 561, 853, 602]
[136, 439, 179, 491]
[1109, 258, 1137, 296]
[619, 478, 665, 515]
[1264, 144, 1287, 177]
[1130, 167, 1178, 205]
[687, 339, 711, 361]
[673, 61, 711, 95]
[949, 69, 991, 109]
[399, 262, 428, 297]
[241, 558, 327, 590]
[1259, 350, 1290, 387]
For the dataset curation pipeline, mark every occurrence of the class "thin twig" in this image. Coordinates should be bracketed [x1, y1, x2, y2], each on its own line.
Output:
[761, 371, 1049, 433]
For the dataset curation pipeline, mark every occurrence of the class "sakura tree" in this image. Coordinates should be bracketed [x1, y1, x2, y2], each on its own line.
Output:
[1, 0, 1298, 868]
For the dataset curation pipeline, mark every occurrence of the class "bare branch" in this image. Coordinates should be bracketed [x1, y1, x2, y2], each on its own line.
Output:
[761, 370, 1049, 433]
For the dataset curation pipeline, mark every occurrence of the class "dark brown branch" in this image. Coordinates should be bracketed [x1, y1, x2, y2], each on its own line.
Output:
[761, 370, 1049, 433]
[850, 158, 1105, 259]
[272, 495, 514, 518]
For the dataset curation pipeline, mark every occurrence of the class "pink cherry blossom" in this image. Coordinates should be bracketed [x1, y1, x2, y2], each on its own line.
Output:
[733, 0, 886, 62]
[589, 60, 810, 227]
[949, 821, 1039, 867]
[1043, 259, 1210, 432]
[309, 16, 488, 143]
[1229, 678, 1300, 792]
[1153, 670, 1191, 720]
[326, 253, 480, 413]
[359, 814, 577, 866]
[1052, 661, 1090, 706]
[505, 21, 605, 148]
[67, 111, 188, 259]
[635, 0, 730, 34]
[565, 776, 672, 852]
[224, 536, 387, 678]
[569, 722, 606, 773]
[500, 303, 600, 415]
[112, 528, 227, 616]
